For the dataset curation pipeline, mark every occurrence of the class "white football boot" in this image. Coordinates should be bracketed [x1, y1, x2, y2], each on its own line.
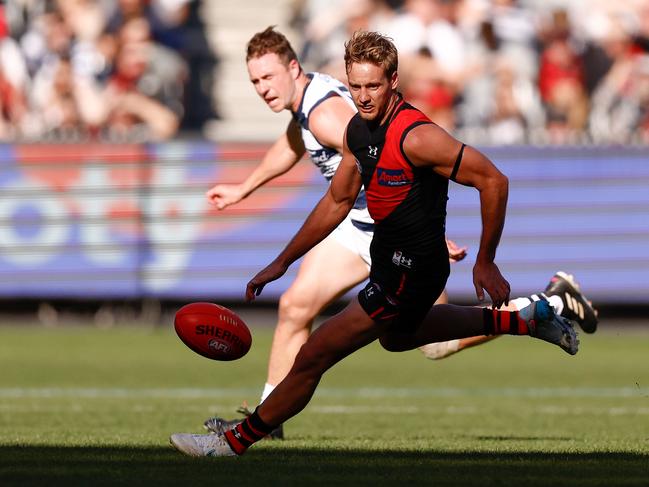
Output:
[170, 432, 236, 457]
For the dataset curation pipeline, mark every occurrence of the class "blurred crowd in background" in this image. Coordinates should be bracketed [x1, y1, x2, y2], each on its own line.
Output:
[293, 0, 649, 145]
[1, 0, 649, 145]
[0, 0, 216, 142]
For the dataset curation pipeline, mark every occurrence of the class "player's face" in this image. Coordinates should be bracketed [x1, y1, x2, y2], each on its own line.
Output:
[247, 53, 299, 112]
[347, 62, 398, 121]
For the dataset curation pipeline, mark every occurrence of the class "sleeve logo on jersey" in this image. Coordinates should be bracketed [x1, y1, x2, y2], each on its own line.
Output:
[368, 145, 378, 158]
[376, 168, 412, 186]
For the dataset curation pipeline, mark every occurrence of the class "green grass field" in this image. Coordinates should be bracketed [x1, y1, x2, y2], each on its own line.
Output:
[1, 316, 648, 486]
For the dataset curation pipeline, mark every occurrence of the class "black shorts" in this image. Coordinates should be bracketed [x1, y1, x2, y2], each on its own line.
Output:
[358, 241, 449, 332]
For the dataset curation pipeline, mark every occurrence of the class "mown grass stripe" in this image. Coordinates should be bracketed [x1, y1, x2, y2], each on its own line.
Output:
[0, 386, 644, 398]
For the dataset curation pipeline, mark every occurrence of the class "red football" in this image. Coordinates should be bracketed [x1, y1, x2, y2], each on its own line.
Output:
[174, 302, 252, 361]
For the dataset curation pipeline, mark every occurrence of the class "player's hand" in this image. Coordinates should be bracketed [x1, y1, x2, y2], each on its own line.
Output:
[206, 184, 244, 210]
[472, 260, 510, 308]
[446, 238, 468, 263]
[246, 259, 289, 302]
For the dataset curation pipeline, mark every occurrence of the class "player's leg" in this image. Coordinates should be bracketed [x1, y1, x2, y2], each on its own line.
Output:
[171, 298, 385, 456]
[256, 299, 382, 426]
[418, 294, 552, 359]
[381, 299, 578, 355]
[419, 289, 499, 359]
[419, 334, 497, 359]
[419, 271, 597, 360]
[265, 233, 369, 388]
[202, 227, 369, 435]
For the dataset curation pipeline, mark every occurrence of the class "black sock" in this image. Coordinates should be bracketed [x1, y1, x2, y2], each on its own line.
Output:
[223, 407, 275, 455]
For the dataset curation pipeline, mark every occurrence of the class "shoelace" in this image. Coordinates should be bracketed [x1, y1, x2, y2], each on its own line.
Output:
[205, 401, 252, 434]
[235, 402, 254, 417]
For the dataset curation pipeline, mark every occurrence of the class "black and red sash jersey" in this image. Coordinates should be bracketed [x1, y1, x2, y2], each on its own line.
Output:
[346, 98, 449, 254]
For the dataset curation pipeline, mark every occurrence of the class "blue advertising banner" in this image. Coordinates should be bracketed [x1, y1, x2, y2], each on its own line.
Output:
[0, 143, 647, 304]
[0, 142, 324, 300]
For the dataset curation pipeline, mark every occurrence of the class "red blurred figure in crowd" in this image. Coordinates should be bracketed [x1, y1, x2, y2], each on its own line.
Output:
[537, 10, 588, 140]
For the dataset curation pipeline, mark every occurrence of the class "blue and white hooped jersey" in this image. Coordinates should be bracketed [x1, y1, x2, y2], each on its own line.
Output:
[292, 72, 373, 226]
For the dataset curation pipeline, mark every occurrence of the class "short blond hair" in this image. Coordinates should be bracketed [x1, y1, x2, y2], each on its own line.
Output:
[344, 31, 398, 79]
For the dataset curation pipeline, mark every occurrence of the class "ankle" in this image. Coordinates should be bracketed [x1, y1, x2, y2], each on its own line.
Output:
[483, 307, 531, 336]
[224, 407, 277, 454]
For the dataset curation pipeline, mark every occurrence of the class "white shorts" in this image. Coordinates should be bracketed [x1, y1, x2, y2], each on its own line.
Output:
[330, 216, 373, 269]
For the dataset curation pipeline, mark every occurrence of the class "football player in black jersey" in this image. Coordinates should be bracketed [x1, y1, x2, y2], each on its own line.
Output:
[170, 31, 582, 458]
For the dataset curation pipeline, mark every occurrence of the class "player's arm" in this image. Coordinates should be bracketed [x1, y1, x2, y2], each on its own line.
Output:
[308, 95, 356, 153]
[246, 133, 362, 300]
[206, 119, 306, 209]
[403, 123, 510, 308]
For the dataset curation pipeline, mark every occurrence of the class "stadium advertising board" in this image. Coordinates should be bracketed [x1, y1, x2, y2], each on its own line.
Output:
[0, 143, 647, 303]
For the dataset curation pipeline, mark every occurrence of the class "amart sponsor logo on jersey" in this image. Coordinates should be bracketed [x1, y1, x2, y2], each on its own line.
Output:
[376, 168, 412, 186]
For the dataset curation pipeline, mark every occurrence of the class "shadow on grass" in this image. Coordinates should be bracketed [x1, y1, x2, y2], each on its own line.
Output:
[1, 445, 648, 486]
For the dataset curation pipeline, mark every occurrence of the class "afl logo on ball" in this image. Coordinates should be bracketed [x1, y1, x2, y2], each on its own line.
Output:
[208, 339, 230, 353]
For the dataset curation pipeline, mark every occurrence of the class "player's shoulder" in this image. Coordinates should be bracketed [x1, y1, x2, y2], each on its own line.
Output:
[306, 73, 355, 128]
[307, 71, 348, 91]
[302, 72, 351, 112]
[385, 101, 433, 141]
[392, 100, 431, 128]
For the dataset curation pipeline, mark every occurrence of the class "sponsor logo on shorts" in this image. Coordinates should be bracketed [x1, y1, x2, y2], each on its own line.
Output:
[365, 282, 384, 299]
[377, 168, 412, 186]
[392, 250, 413, 268]
[368, 145, 378, 158]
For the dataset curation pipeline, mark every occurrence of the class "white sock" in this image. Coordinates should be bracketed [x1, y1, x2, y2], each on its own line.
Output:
[510, 296, 532, 310]
[260, 382, 276, 404]
[512, 294, 564, 317]
[547, 294, 564, 315]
